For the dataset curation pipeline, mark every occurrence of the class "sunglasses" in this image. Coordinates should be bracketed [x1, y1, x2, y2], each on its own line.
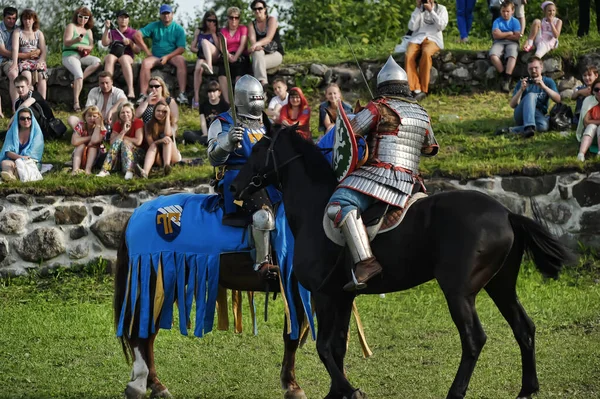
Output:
[149, 84, 162, 89]
[594, 87, 600, 93]
[77, 14, 90, 20]
[156, 109, 168, 113]
[19, 116, 32, 121]
[252, 7, 265, 11]
[228, 15, 240, 20]
[206, 19, 217, 23]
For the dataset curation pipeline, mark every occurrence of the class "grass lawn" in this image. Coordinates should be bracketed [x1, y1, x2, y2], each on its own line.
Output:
[0, 259, 599, 398]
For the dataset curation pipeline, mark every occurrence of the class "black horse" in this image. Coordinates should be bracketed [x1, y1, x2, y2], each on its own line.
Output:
[230, 125, 575, 399]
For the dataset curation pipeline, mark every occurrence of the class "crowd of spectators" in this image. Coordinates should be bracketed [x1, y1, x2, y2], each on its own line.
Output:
[0, 0, 598, 182]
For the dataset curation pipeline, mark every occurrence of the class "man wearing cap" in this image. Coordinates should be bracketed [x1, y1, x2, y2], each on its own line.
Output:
[101, 10, 140, 100]
[134, 4, 188, 105]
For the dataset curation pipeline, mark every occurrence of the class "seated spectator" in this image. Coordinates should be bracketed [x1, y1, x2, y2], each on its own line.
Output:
[318, 83, 352, 133]
[84, 71, 127, 127]
[183, 80, 229, 145]
[101, 10, 140, 100]
[456, 0, 476, 43]
[278, 87, 311, 140]
[218, 7, 249, 103]
[523, 1, 562, 58]
[13, 75, 56, 140]
[0, 7, 21, 105]
[97, 102, 144, 179]
[578, 0, 600, 37]
[489, 0, 521, 92]
[191, 10, 219, 109]
[62, 7, 102, 112]
[135, 75, 179, 131]
[265, 77, 288, 120]
[572, 65, 599, 126]
[576, 78, 600, 162]
[405, 0, 448, 101]
[495, 57, 560, 138]
[10, 9, 47, 98]
[0, 107, 44, 181]
[138, 99, 182, 178]
[248, 0, 284, 86]
[488, 0, 524, 35]
[68, 105, 106, 175]
[134, 4, 188, 105]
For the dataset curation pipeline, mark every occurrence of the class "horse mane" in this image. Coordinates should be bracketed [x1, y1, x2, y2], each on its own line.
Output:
[277, 125, 338, 187]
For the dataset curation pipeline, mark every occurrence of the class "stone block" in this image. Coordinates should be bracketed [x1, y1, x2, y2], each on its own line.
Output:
[32, 209, 51, 223]
[69, 243, 89, 260]
[111, 195, 139, 209]
[426, 179, 458, 195]
[16, 227, 66, 262]
[441, 62, 456, 72]
[310, 63, 329, 76]
[194, 185, 211, 194]
[471, 179, 495, 190]
[35, 196, 57, 205]
[543, 57, 562, 73]
[6, 194, 33, 206]
[501, 176, 556, 196]
[0, 212, 27, 235]
[573, 177, 600, 207]
[543, 202, 572, 225]
[490, 192, 526, 215]
[0, 237, 8, 263]
[441, 52, 453, 63]
[55, 205, 87, 225]
[558, 76, 578, 91]
[579, 210, 600, 234]
[70, 226, 88, 240]
[560, 89, 573, 101]
[91, 211, 132, 249]
[429, 67, 439, 85]
[450, 67, 470, 80]
[92, 205, 104, 216]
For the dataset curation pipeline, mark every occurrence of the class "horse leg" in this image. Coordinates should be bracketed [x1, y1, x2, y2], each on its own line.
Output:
[485, 247, 539, 399]
[313, 292, 359, 399]
[442, 292, 487, 399]
[144, 331, 172, 398]
[281, 315, 307, 399]
[124, 338, 150, 399]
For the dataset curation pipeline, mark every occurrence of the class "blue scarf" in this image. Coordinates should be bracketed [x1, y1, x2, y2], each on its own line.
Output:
[0, 108, 44, 164]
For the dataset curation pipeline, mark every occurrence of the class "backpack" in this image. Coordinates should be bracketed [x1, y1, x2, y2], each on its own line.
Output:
[549, 103, 574, 131]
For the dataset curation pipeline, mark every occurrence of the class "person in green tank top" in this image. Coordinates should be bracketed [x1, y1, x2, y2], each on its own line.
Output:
[62, 7, 101, 112]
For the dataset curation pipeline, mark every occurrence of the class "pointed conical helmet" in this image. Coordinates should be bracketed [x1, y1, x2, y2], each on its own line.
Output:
[234, 74, 265, 120]
[377, 55, 408, 87]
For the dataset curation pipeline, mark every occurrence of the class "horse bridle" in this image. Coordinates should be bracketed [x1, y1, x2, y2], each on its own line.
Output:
[248, 129, 303, 190]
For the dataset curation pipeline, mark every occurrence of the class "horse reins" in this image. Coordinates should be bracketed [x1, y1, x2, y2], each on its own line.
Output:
[249, 130, 303, 190]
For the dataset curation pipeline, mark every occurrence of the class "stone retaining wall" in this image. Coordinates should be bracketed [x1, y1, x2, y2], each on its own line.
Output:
[1, 173, 599, 277]
[0, 50, 598, 110]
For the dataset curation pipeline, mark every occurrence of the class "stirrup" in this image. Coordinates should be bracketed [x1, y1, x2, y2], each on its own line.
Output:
[343, 269, 367, 292]
[257, 262, 279, 280]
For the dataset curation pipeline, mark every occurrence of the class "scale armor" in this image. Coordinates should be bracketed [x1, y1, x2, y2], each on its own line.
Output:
[339, 99, 435, 208]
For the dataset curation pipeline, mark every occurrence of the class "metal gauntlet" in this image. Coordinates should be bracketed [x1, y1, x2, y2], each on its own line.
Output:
[207, 132, 234, 165]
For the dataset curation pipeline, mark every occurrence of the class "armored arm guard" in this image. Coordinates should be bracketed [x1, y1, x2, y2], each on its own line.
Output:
[207, 119, 232, 166]
[350, 101, 379, 137]
[421, 118, 439, 157]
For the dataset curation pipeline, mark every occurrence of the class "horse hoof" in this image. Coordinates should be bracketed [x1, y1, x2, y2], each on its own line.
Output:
[124, 384, 146, 399]
[150, 387, 172, 398]
[284, 387, 307, 399]
[351, 389, 368, 399]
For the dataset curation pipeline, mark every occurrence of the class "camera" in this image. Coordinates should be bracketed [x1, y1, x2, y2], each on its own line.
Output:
[79, 34, 84, 38]
[526, 77, 536, 85]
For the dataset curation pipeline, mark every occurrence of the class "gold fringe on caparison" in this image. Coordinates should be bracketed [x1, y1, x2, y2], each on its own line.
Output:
[216, 285, 229, 331]
[278, 272, 292, 335]
[247, 291, 257, 335]
[232, 289, 243, 333]
[352, 300, 373, 358]
[152, 255, 165, 327]
[128, 257, 141, 338]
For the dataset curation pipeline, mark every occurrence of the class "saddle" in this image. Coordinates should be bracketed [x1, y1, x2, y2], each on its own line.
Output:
[323, 192, 428, 246]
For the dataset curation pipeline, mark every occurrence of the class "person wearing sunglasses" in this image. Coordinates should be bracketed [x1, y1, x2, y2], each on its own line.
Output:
[190, 10, 220, 109]
[495, 56, 560, 138]
[62, 7, 101, 112]
[134, 4, 189, 106]
[135, 75, 179, 132]
[576, 78, 600, 162]
[0, 107, 44, 182]
[247, 0, 284, 87]
[217, 7, 249, 103]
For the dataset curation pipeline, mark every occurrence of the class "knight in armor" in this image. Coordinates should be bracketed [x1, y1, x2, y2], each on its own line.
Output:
[326, 56, 439, 291]
[207, 74, 278, 274]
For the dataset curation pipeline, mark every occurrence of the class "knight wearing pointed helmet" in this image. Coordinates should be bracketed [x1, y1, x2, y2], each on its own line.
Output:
[326, 56, 439, 291]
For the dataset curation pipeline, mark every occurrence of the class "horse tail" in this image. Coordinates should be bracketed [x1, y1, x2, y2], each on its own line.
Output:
[508, 212, 575, 279]
[114, 218, 134, 364]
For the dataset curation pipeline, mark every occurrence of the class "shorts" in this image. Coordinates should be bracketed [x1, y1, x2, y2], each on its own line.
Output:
[583, 124, 600, 139]
[489, 40, 519, 60]
[0, 59, 15, 77]
[515, 4, 524, 19]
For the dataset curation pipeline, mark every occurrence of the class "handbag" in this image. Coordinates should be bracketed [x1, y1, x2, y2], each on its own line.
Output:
[15, 158, 43, 182]
[47, 117, 67, 139]
[263, 40, 278, 54]
[109, 29, 127, 57]
[78, 48, 91, 57]
[549, 103, 574, 131]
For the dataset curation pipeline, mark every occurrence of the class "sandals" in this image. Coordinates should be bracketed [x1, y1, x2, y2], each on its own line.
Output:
[73, 102, 81, 112]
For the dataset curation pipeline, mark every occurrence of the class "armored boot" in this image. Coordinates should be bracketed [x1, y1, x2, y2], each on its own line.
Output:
[339, 209, 382, 291]
[251, 208, 278, 279]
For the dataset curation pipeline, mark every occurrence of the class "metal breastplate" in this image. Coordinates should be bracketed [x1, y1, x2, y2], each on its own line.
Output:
[369, 100, 430, 173]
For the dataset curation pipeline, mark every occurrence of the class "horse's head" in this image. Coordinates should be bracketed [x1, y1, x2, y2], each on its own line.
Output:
[231, 122, 302, 201]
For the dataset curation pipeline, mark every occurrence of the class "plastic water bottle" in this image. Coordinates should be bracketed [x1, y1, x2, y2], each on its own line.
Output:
[438, 114, 460, 123]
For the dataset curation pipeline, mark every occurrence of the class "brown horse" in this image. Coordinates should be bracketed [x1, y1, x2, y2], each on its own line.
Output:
[113, 197, 310, 399]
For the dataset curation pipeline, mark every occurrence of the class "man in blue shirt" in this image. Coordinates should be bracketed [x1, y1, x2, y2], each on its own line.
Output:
[497, 57, 561, 138]
[489, 0, 521, 92]
[134, 4, 188, 105]
[0, 7, 21, 106]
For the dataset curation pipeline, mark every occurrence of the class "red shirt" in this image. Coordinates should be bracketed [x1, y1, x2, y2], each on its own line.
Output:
[112, 118, 144, 138]
[588, 104, 600, 121]
[279, 105, 311, 140]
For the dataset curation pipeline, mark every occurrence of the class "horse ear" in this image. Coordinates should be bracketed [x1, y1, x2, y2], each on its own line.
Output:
[354, 100, 364, 114]
[263, 111, 272, 136]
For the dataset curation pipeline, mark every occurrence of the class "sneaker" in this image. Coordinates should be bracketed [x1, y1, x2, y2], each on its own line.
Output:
[414, 92, 427, 102]
[96, 170, 110, 177]
[393, 35, 411, 54]
[1, 171, 16, 181]
[176, 92, 188, 105]
[164, 164, 172, 176]
[521, 126, 535, 138]
[136, 94, 146, 105]
[136, 164, 148, 179]
[494, 127, 510, 136]
[501, 78, 511, 93]
[577, 152, 586, 162]
[124, 171, 134, 180]
[523, 43, 533, 52]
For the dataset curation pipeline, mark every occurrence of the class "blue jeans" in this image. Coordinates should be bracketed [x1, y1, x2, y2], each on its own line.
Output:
[328, 187, 376, 225]
[511, 93, 549, 133]
[456, 0, 476, 39]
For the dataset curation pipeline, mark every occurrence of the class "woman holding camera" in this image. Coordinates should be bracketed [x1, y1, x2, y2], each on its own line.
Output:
[101, 10, 140, 100]
[62, 7, 101, 112]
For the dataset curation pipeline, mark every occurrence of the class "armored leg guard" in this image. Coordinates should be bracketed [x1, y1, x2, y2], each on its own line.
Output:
[251, 208, 277, 276]
[338, 209, 382, 291]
